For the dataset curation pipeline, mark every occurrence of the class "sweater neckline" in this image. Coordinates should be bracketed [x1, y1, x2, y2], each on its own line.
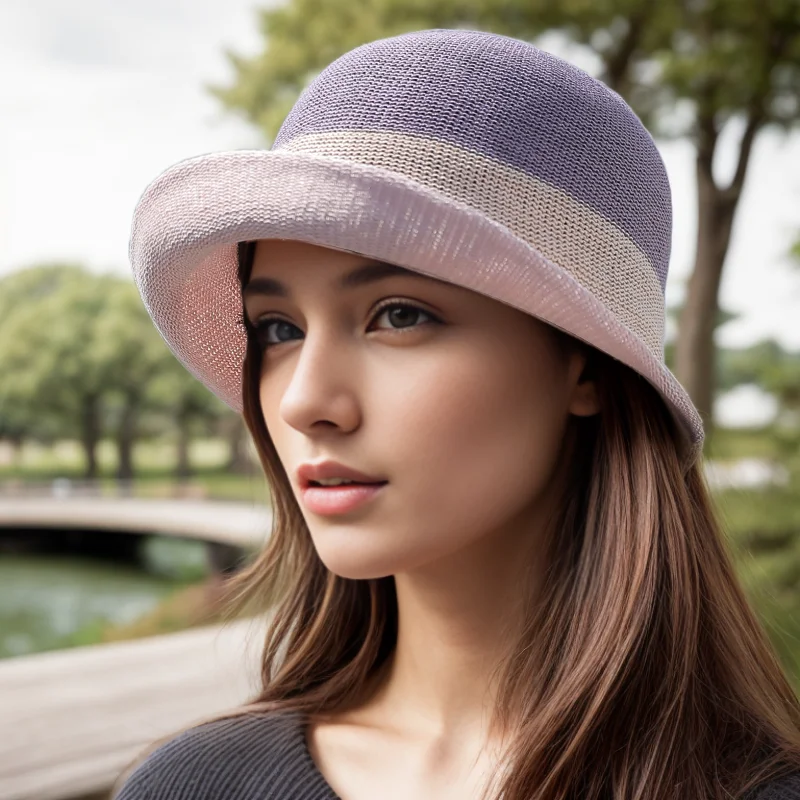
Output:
[291, 712, 344, 800]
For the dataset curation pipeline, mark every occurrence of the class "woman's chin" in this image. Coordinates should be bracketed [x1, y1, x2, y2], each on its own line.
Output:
[326, 563, 396, 581]
[312, 538, 421, 581]
[313, 549, 390, 578]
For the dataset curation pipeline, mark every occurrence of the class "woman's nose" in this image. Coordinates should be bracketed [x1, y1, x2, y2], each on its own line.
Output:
[277, 328, 362, 435]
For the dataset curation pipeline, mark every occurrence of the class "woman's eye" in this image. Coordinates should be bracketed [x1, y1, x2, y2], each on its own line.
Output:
[370, 302, 437, 331]
[253, 319, 302, 348]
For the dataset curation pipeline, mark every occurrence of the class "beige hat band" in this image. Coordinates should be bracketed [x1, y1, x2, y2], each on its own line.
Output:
[279, 131, 666, 357]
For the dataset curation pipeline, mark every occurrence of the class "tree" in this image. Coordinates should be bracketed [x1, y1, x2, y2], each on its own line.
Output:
[212, 0, 800, 437]
[716, 339, 787, 394]
[0, 264, 89, 452]
[146, 363, 229, 482]
[747, 344, 800, 463]
[0, 262, 87, 319]
[93, 279, 175, 482]
[717, 338, 800, 465]
[664, 299, 740, 375]
[0, 268, 110, 477]
[222, 414, 253, 475]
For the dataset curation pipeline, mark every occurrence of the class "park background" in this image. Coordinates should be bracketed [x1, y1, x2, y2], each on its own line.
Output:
[1, 0, 800, 691]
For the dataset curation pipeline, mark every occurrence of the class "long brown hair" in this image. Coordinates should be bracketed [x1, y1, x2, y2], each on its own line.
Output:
[112, 240, 800, 799]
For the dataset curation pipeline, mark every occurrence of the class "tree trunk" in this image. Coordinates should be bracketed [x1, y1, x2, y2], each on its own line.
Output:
[175, 411, 192, 482]
[674, 159, 730, 434]
[9, 435, 23, 468]
[603, 7, 650, 95]
[225, 415, 251, 474]
[116, 394, 138, 483]
[80, 394, 101, 480]
[674, 108, 762, 443]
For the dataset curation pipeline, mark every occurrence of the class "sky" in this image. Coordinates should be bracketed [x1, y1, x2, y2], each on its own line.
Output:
[1, 1, 798, 425]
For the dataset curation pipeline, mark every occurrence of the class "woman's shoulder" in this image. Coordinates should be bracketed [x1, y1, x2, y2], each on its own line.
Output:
[111, 710, 338, 800]
[745, 770, 800, 800]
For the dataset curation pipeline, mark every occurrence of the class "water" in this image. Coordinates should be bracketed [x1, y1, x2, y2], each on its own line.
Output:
[0, 536, 211, 659]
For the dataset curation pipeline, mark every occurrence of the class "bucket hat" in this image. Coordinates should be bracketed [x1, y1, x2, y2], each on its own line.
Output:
[130, 28, 704, 470]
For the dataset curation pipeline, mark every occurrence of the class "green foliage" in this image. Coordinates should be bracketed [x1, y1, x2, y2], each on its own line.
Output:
[712, 335, 800, 678]
[708, 425, 781, 461]
[722, 473, 800, 688]
[93, 279, 171, 399]
[146, 361, 228, 435]
[0, 266, 109, 445]
[717, 339, 800, 460]
[654, 0, 800, 135]
[717, 339, 786, 392]
[0, 263, 87, 321]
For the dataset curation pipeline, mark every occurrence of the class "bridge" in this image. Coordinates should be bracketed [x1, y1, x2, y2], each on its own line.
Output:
[0, 495, 273, 576]
[0, 496, 272, 549]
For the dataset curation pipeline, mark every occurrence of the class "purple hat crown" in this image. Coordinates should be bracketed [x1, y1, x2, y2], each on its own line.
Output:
[273, 28, 672, 295]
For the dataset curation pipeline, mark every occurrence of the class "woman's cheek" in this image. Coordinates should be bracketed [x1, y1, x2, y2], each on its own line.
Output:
[384, 365, 563, 557]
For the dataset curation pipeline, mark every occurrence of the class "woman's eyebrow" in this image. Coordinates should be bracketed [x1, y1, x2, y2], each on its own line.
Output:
[242, 261, 418, 299]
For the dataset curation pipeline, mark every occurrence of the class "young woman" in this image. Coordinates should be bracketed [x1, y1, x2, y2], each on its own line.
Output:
[114, 28, 800, 800]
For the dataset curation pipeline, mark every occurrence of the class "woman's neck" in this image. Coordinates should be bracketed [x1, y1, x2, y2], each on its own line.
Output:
[359, 499, 550, 744]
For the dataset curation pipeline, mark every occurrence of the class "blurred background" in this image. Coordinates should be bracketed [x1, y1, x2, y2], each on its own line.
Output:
[0, 1, 799, 798]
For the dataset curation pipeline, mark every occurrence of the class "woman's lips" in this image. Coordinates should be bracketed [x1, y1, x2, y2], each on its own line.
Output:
[300, 482, 388, 516]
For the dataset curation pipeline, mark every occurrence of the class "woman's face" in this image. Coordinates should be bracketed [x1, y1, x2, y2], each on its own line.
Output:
[242, 239, 598, 580]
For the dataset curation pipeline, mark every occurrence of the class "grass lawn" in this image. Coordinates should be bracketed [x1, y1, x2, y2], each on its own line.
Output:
[704, 425, 785, 461]
[0, 437, 269, 503]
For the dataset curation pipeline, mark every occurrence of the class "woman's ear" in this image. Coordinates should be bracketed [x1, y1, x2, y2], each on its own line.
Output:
[567, 348, 602, 418]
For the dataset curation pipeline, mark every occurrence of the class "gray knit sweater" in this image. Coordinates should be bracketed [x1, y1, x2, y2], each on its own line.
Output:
[112, 712, 800, 799]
